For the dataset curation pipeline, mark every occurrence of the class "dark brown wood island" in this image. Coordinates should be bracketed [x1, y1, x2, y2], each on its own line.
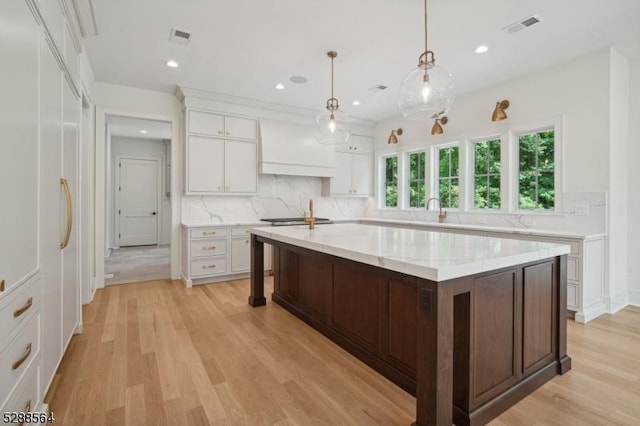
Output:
[248, 223, 572, 426]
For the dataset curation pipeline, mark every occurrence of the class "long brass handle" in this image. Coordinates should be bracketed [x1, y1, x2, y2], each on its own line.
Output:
[203, 264, 217, 269]
[60, 178, 73, 249]
[203, 231, 216, 235]
[12, 343, 32, 370]
[18, 400, 31, 426]
[0, 279, 4, 292]
[202, 246, 217, 250]
[13, 297, 33, 318]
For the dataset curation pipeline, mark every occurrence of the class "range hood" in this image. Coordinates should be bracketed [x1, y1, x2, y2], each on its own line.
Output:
[259, 119, 336, 177]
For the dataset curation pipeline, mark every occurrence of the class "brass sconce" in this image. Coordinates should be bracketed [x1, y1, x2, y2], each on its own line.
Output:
[492, 100, 510, 121]
[388, 128, 403, 144]
[431, 116, 448, 135]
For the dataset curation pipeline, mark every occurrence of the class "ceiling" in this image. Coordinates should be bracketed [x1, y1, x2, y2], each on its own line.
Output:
[106, 115, 172, 140]
[85, 0, 640, 121]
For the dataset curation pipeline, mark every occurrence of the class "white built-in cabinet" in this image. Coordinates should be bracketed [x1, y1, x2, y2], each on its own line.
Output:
[322, 135, 374, 196]
[186, 110, 258, 195]
[0, 0, 82, 412]
[181, 225, 272, 286]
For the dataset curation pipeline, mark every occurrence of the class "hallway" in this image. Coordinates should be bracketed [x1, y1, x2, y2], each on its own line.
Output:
[105, 245, 170, 285]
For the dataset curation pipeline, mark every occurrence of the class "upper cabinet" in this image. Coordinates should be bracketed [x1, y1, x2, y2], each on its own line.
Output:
[188, 110, 257, 141]
[322, 135, 374, 197]
[185, 110, 258, 195]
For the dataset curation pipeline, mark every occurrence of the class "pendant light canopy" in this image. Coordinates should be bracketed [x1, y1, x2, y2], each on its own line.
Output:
[317, 51, 351, 144]
[398, 0, 456, 121]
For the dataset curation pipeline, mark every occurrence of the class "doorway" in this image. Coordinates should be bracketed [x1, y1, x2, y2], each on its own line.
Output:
[103, 114, 173, 285]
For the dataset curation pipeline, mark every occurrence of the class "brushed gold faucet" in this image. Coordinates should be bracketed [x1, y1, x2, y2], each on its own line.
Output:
[426, 197, 447, 223]
[304, 199, 315, 229]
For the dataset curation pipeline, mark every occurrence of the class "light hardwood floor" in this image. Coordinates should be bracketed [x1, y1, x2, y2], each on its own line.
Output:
[46, 278, 640, 425]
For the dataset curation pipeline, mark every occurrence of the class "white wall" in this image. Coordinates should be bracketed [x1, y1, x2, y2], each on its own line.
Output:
[628, 58, 640, 306]
[108, 136, 171, 247]
[371, 50, 611, 235]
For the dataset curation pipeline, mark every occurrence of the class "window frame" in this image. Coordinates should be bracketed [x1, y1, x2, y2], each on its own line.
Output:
[405, 148, 428, 209]
[469, 135, 503, 211]
[511, 118, 563, 214]
[431, 142, 460, 210]
[379, 152, 400, 209]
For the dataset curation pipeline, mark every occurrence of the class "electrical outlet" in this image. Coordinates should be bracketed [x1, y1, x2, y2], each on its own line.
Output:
[575, 203, 589, 216]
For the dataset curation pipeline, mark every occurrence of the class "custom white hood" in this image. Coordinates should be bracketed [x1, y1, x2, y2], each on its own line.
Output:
[258, 119, 336, 177]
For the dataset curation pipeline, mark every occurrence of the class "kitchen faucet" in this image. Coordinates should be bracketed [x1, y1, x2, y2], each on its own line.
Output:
[426, 197, 447, 223]
[304, 199, 315, 229]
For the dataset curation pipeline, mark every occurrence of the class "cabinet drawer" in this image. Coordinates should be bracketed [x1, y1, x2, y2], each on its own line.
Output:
[190, 227, 227, 239]
[190, 258, 227, 277]
[0, 313, 40, 405]
[188, 110, 224, 136]
[0, 357, 38, 413]
[0, 276, 40, 348]
[190, 240, 227, 257]
[224, 116, 257, 141]
[567, 255, 580, 281]
[567, 282, 579, 311]
[231, 227, 253, 237]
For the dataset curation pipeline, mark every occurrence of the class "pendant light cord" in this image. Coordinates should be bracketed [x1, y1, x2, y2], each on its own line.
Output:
[331, 55, 334, 99]
[424, 0, 428, 53]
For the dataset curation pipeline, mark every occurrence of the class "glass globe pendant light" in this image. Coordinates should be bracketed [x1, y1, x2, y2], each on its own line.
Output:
[317, 51, 351, 144]
[398, 0, 456, 121]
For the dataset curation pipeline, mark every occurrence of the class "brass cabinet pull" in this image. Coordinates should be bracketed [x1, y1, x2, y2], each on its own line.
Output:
[225, 186, 230, 191]
[218, 186, 223, 190]
[203, 264, 216, 269]
[225, 131, 230, 136]
[202, 246, 217, 250]
[13, 297, 33, 318]
[12, 343, 32, 370]
[203, 231, 216, 235]
[218, 130, 223, 135]
[60, 178, 73, 249]
[0, 279, 4, 292]
[244, 240, 249, 244]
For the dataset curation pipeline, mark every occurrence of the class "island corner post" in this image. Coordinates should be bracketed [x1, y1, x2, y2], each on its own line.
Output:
[248, 230, 572, 426]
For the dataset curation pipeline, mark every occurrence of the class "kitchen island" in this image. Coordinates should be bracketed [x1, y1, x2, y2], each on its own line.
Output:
[248, 223, 571, 426]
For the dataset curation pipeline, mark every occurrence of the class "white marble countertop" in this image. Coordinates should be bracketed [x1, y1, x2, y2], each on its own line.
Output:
[250, 223, 570, 282]
[182, 221, 266, 228]
[344, 218, 605, 240]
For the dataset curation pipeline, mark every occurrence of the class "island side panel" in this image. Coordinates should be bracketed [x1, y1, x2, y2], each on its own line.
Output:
[248, 233, 266, 306]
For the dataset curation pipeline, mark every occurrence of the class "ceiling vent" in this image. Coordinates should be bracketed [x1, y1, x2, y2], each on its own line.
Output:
[368, 84, 388, 94]
[169, 27, 192, 45]
[504, 14, 542, 34]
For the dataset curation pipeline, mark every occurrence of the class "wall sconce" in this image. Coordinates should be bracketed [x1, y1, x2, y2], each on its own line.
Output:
[388, 128, 403, 144]
[492, 100, 510, 121]
[431, 116, 448, 135]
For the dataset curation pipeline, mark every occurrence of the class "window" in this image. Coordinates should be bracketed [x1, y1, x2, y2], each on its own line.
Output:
[408, 151, 426, 208]
[384, 155, 398, 208]
[473, 138, 501, 209]
[437, 146, 459, 208]
[518, 129, 554, 210]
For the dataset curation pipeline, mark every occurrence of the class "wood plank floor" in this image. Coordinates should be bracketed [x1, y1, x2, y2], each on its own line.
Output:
[46, 278, 640, 425]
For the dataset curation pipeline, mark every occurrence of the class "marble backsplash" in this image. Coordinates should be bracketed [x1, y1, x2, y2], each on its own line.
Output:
[182, 176, 606, 236]
[181, 174, 374, 224]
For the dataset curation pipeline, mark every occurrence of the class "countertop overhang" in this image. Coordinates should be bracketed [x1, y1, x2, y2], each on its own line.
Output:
[250, 223, 570, 282]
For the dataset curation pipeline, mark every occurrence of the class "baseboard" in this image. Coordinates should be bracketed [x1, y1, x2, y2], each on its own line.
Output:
[627, 289, 640, 306]
[575, 302, 607, 323]
[75, 322, 83, 334]
[606, 292, 629, 315]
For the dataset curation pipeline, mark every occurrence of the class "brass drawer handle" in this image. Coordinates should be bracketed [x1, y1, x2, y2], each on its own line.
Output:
[202, 231, 216, 235]
[202, 246, 217, 250]
[12, 343, 32, 370]
[203, 264, 217, 269]
[0, 279, 4, 292]
[244, 240, 249, 244]
[14, 297, 33, 318]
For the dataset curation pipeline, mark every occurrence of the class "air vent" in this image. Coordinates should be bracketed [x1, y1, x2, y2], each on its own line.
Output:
[368, 84, 388, 93]
[169, 27, 192, 45]
[504, 14, 542, 34]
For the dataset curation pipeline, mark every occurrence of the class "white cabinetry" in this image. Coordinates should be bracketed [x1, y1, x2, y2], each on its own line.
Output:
[181, 225, 271, 286]
[322, 135, 374, 196]
[185, 110, 258, 195]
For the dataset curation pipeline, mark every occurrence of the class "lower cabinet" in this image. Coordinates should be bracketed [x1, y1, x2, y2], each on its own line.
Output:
[181, 224, 272, 286]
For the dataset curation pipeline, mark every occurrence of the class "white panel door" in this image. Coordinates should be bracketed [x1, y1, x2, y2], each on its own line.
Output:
[225, 141, 257, 193]
[352, 153, 374, 196]
[0, 0, 39, 294]
[118, 158, 159, 246]
[331, 152, 352, 195]
[224, 116, 257, 140]
[62, 79, 80, 347]
[187, 136, 224, 192]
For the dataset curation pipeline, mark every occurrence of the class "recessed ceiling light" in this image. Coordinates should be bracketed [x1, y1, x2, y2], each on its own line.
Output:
[289, 76, 308, 84]
[475, 45, 489, 54]
[275, 83, 285, 90]
[166, 60, 179, 68]
[352, 100, 361, 106]
[140, 130, 148, 134]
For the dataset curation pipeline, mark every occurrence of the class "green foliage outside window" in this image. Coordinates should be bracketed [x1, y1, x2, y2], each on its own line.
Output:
[408, 151, 426, 208]
[474, 139, 501, 209]
[518, 130, 555, 210]
[438, 146, 459, 208]
[384, 156, 398, 207]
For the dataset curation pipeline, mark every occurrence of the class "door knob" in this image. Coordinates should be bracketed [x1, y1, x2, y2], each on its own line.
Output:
[152, 212, 157, 215]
